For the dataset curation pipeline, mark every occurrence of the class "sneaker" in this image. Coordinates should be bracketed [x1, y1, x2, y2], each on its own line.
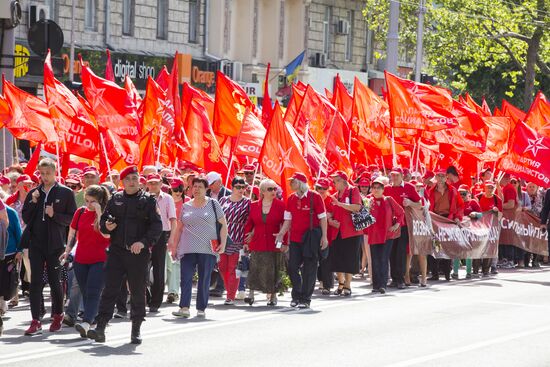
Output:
[223, 299, 234, 306]
[465, 273, 472, 279]
[379, 288, 386, 294]
[172, 307, 190, 318]
[50, 314, 64, 332]
[490, 266, 498, 275]
[297, 303, 310, 309]
[451, 273, 459, 280]
[24, 320, 42, 336]
[388, 282, 398, 288]
[113, 311, 127, 319]
[196, 310, 206, 318]
[63, 314, 75, 327]
[290, 300, 299, 308]
[75, 322, 90, 338]
[397, 283, 406, 290]
[236, 291, 246, 300]
[370, 289, 380, 294]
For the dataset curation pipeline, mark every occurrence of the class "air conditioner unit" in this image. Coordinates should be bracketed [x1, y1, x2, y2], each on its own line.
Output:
[220, 60, 233, 76]
[28, 3, 49, 28]
[232, 61, 243, 81]
[336, 20, 350, 35]
[311, 52, 326, 68]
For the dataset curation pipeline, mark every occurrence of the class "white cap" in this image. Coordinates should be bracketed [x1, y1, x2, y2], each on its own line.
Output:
[206, 171, 222, 185]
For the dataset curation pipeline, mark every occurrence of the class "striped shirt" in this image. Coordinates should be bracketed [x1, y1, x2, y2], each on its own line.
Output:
[219, 196, 250, 254]
[176, 197, 226, 260]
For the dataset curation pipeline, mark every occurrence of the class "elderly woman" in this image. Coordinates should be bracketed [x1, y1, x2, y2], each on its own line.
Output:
[218, 176, 251, 305]
[243, 179, 286, 306]
[329, 171, 363, 296]
[275, 172, 327, 309]
[367, 177, 404, 294]
[168, 176, 228, 319]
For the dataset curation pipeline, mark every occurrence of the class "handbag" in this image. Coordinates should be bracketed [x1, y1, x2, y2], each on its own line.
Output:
[350, 190, 376, 231]
[211, 199, 234, 248]
[302, 193, 327, 259]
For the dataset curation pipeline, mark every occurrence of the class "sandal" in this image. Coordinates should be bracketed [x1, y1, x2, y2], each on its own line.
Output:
[342, 287, 352, 297]
[333, 283, 345, 296]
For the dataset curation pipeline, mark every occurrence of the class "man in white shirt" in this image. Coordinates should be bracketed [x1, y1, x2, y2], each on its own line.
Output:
[146, 174, 177, 312]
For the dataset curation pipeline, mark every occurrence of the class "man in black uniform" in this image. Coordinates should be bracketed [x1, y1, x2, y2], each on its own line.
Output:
[87, 165, 162, 344]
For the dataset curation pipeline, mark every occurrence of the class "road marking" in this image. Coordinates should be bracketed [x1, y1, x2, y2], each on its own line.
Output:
[384, 325, 550, 367]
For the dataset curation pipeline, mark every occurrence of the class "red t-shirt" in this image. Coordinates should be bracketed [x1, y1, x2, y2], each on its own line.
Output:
[285, 191, 326, 243]
[502, 184, 518, 207]
[71, 208, 111, 264]
[384, 182, 422, 225]
[331, 186, 363, 239]
[478, 195, 503, 212]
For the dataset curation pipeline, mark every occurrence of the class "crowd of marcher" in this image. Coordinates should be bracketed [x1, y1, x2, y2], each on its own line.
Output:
[0, 159, 548, 344]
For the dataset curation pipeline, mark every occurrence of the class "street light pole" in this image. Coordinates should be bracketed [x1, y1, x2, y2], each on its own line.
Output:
[69, 0, 75, 81]
[414, 0, 426, 82]
[386, 0, 400, 74]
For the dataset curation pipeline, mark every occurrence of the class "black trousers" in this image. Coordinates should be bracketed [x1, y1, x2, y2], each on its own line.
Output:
[317, 253, 333, 289]
[472, 258, 491, 274]
[116, 274, 128, 313]
[288, 242, 318, 304]
[149, 231, 169, 308]
[431, 257, 451, 277]
[390, 227, 408, 285]
[29, 247, 64, 320]
[97, 246, 150, 323]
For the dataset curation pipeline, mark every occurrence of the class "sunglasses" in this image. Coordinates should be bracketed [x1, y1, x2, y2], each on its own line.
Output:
[315, 187, 328, 191]
[460, 192, 468, 196]
[233, 185, 246, 190]
[266, 187, 277, 192]
[244, 172, 255, 175]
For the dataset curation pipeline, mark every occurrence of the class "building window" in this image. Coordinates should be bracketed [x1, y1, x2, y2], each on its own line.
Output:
[323, 6, 332, 58]
[189, 0, 200, 43]
[122, 0, 135, 36]
[157, 0, 168, 39]
[85, 0, 96, 30]
[345, 10, 354, 62]
[44, 0, 56, 20]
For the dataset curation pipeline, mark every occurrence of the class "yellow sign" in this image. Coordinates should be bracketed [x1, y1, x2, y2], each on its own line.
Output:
[14, 44, 30, 78]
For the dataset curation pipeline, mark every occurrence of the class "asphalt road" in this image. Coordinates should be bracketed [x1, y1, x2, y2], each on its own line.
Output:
[1, 266, 550, 367]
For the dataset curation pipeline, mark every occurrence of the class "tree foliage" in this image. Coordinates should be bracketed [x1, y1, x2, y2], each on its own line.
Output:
[363, 0, 550, 109]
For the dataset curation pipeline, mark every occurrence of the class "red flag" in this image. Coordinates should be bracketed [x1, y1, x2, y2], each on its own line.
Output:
[501, 99, 525, 128]
[24, 143, 42, 175]
[155, 66, 170, 90]
[434, 143, 478, 182]
[332, 75, 353, 122]
[165, 52, 190, 154]
[260, 102, 311, 198]
[351, 77, 392, 153]
[234, 109, 266, 159]
[525, 92, 550, 136]
[80, 58, 140, 141]
[141, 77, 166, 136]
[284, 82, 307, 126]
[478, 117, 511, 162]
[261, 63, 273, 128]
[481, 97, 492, 116]
[125, 76, 143, 107]
[324, 112, 352, 177]
[138, 130, 156, 171]
[499, 122, 550, 187]
[385, 71, 459, 131]
[105, 50, 115, 82]
[463, 93, 491, 117]
[213, 71, 258, 137]
[0, 94, 10, 129]
[181, 84, 227, 173]
[291, 85, 333, 149]
[44, 51, 99, 160]
[2, 78, 58, 143]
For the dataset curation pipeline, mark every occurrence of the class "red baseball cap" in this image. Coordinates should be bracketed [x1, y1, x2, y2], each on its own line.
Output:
[17, 174, 34, 184]
[458, 184, 470, 192]
[435, 168, 447, 176]
[139, 176, 147, 185]
[82, 166, 99, 177]
[288, 172, 308, 184]
[170, 178, 184, 188]
[0, 176, 10, 185]
[65, 174, 81, 185]
[484, 180, 496, 187]
[242, 164, 256, 172]
[390, 167, 403, 175]
[120, 165, 139, 181]
[146, 174, 162, 183]
[358, 178, 370, 187]
[330, 170, 349, 182]
[315, 178, 331, 189]
[108, 169, 120, 177]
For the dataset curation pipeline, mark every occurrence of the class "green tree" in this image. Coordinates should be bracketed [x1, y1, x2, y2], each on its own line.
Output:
[364, 0, 550, 109]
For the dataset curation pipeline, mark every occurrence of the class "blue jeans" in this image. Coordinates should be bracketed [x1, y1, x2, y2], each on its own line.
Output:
[73, 261, 105, 324]
[370, 240, 393, 290]
[179, 253, 217, 311]
[65, 268, 83, 319]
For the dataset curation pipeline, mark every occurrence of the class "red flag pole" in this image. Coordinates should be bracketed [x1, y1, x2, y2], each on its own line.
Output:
[55, 141, 62, 178]
[248, 164, 259, 200]
[99, 133, 112, 177]
[155, 132, 164, 167]
[391, 128, 397, 167]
